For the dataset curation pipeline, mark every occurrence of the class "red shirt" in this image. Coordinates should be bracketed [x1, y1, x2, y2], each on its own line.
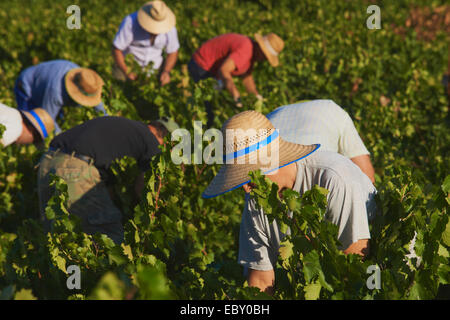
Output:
[193, 33, 254, 77]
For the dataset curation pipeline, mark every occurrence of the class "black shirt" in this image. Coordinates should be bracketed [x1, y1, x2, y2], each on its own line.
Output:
[50, 116, 161, 179]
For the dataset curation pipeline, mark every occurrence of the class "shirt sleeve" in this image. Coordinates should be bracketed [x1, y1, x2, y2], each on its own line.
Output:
[42, 92, 62, 124]
[238, 196, 279, 271]
[137, 159, 151, 172]
[94, 102, 108, 115]
[14, 77, 32, 111]
[53, 121, 62, 134]
[228, 39, 253, 74]
[40, 83, 66, 133]
[137, 136, 161, 172]
[112, 15, 133, 51]
[324, 172, 372, 250]
[338, 112, 370, 158]
[165, 27, 180, 54]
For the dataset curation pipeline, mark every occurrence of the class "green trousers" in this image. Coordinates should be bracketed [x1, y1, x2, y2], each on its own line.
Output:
[37, 150, 124, 244]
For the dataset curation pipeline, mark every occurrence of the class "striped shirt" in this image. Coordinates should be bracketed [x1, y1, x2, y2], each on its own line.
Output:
[266, 100, 369, 159]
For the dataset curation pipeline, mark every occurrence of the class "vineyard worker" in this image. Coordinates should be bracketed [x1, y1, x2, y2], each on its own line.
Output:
[0, 103, 54, 147]
[188, 33, 284, 124]
[112, 1, 179, 86]
[267, 99, 376, 183]
[202, 110, 377, 294]
[14, 59, 106, 134]
[37, 116, 179, 244]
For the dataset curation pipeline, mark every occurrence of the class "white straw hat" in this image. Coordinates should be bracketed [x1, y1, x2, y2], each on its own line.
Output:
[137, 1, 176, 34]
[202, 110, 320, 198]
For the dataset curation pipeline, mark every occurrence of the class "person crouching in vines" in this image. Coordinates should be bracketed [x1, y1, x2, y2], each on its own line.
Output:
[202, 110, 377, 295]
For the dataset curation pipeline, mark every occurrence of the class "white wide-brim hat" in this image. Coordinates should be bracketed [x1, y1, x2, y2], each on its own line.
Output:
[0, 103, 23, 147]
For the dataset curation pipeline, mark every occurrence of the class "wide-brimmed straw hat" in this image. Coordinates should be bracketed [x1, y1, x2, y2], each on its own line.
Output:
[65, 68, 104, 107]
[20, 108, 55, 140]
[137, 1, 176, 34]
[202, 111, 320, 198]
[254, 33, 284, 67]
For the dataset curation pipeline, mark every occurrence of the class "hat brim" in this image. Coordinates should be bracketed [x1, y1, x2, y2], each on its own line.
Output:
[0, 105, 22, 147]
[65, 68, 103, 107]
[20, 109, 53, 140]
[254, 33, 279, 67]
[137, 6, 176, 34]
[202, 141, 320, 198]
[155, 118, 179, 133]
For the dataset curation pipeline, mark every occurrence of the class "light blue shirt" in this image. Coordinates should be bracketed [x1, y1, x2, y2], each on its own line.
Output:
[16, 59, 106, 133]
[238, 151, 376, 271]
[266, 100, 369, 159]
[113, 12, 180, 69]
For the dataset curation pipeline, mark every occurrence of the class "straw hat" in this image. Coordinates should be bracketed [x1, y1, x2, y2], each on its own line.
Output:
[20, 108, 54, 140]
[254, 33, 284, 67]
[156, 116, 179, 133]
[137, 1, 176, 34]
[202, 111, 320, 198]
[65, 68, 104, 107]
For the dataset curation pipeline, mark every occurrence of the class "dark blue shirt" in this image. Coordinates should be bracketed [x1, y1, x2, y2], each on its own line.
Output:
[50, 117, 161, 180]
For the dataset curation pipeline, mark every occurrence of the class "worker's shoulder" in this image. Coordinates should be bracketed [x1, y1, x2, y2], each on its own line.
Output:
[300, 150, 360, 181]
[267, 99, 349, 118]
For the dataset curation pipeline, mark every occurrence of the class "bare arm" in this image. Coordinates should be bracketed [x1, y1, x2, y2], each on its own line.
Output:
[241, 72, 259, 96]
[350, 154, 375, 184]
[248, 268, 275, 295]
[343, 239, 370, 257]
[112, 47, 136, 80]
[112, 47, 128, 75]
[162, 51, 178, 74]
[160, 51, 178, 86]
[218, 57, 240, 100]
